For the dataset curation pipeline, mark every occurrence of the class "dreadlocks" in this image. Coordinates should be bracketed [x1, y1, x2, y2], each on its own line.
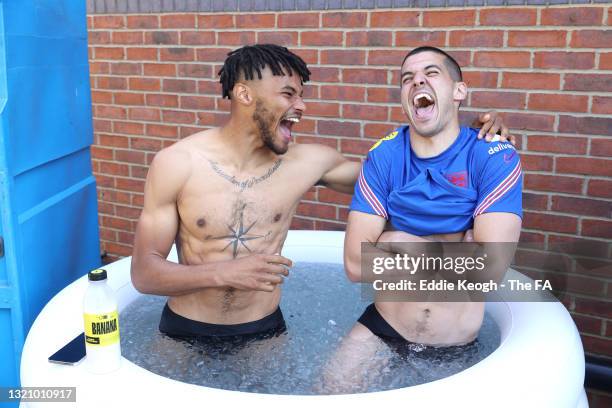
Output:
[218, 44, 311, 99]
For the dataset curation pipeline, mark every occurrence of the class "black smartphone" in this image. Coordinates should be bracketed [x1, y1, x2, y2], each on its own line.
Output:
[48, 333, 86, 365]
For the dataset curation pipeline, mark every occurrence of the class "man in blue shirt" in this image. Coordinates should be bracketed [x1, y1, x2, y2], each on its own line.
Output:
[328, 47, 522, 386]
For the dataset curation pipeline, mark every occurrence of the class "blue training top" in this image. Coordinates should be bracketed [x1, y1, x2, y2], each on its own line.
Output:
[350, 126, 523, 236]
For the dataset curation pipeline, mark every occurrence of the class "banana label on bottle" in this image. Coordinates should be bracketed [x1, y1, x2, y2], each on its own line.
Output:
[84, 311, 120, 346]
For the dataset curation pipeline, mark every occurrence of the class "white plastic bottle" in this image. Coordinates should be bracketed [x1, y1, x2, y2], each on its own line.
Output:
[83, 268, 121, 374]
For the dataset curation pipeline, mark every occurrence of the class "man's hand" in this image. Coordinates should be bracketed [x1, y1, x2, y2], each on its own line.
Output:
[216, 254, 292, 292]
[473, 111, 516, 146]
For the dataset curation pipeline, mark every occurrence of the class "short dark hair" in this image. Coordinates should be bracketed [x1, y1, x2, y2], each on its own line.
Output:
[218, 44, 311, 99]
[402, 46, 463, 82]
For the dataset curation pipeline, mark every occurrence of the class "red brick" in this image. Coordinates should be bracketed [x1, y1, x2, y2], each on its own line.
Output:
[528, 135, 587, 155]
[557, 157, 612, 177]
[163, 78, 197, 93]
[129, 77, 160, 91]
[126, 48, 158, 61]
[100, 162, 129, 176]
[346, 31, 392, 47]
[309, 67, 339, 82]
[95, 47, 124, 60]
[395, 31, 446, 47]
[549, 235, 609, 259]
[588, 137, 610, 158]
[534, 52, 594, 69]
[423, 10, 476, 27]
[522, 192, 548, 211]
[508, 30, 566, 47]
[322, 12, 367, 28]
[98, 134, 128, 148]
[340, 139, 373, 155]
[91, 146, 114, 161]
[319, 189, 352, 206]
[343, 68, 387, 85]
[499, 112, 555, 132]
[115, 150, 146, 165]
[315, 220, 346, 231]
[571, 30, 612, 48]
[91, 90, 113, 104]
[162, 110, 196, 125]
[558, 115, 612, 136]
[574, 258, 612, 279]
[145, 31, 179, 45]
[130, 137, 162, 151]
[552, 196, 611, 218]
[564, 74, 612, 93]
[217, 31, 256, 45]
[143, 63, 176, 77]
[449, 30, 503, 47]
[95, 105, 127, 120]
[474, 51, 530, 68]
[301, 31, 342, 46]
[196, 48, 232, 62]
[575, 297, 612, 319]
[179, 126, 204, 138]
[130, 165, 147, 179]
[463, 71, 498, 88]
[93, 15, 125, 29]
[114, 92, 144, 106]
[518, 231, 546, 249]
[198, 80, 222, 95]
[471, 91, 526, 110]
[367, 87, 400, 104]
[112, 31, 143, 45]
[368, 50, 406, 66]
[236, 14, 275, 29]
[110, 62, 141, 76]
[541, 7, 603, 26]
[89, 31, 110, 45]
[307, 102, 340, 118]
[523, 212, 578, 234]
[291, 217, 314, 230]
[529, 93, 588, 113]
[297, 202, 336, 219]
[278, 13, 318, 28]
[321, 50, 366, 66]
[117, 231, 136, 245]
[161, 14, 195, 28]
[582, 219, 612, 239]
[524, 174, 583, 194]
[197, 112, 229, 127]
[99, 228, 117, 241]
[371, 11, 419, 27]
[318, 120, 360, 137]
[600, 52, 612, 70]
[582, 334, 612, 358]
[145, 94, 179, 109]
[89, 61, 110, 75]
[257, 31, 298, 46]
[96, 77, 127, 89]
[593, 96, 612, 115]
[198, 14, 233, 28]
[160, 48, 194, 62]
[180, 31, 215, 46]
[294, 49, 318, 65]
[479, 8, 537, 26]
[129, 107, 160, 122]
[180, 95, 215, 110]
[344, 104, 388, 122]
[127, 15, 158, 29]
[587, 179, 612, 199]
[146, 124, 178, 138]
[114, 121, 144, 135]
[520, 154, 553, 172]
[502, 72, 560, 91]
[320, 86, 365, 102]
[364, 123, 397, 139]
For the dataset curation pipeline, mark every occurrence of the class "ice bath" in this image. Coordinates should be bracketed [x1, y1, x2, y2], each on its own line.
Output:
[20, 231, 587, 407]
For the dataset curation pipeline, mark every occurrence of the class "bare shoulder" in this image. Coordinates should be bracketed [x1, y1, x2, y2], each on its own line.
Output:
[288, 142, 343, 164]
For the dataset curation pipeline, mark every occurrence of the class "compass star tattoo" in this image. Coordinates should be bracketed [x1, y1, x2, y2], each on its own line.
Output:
[212, 209, 264, 258]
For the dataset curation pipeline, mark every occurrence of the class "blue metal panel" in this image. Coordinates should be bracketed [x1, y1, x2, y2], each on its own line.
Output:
[0, 0, 101, 392]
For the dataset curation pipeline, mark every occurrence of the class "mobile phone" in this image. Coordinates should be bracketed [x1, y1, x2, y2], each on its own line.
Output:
[48, 333, 86, 365]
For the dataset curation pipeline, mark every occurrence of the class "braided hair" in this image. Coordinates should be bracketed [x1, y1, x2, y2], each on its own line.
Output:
[218, 44, 311, 99]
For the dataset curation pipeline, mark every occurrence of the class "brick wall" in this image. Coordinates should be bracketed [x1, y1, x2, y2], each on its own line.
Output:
[87, 4, 611, 379]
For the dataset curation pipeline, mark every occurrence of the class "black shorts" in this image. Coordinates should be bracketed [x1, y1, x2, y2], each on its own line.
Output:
[357, 303, 478, 360]
[159, 302, 287, 340]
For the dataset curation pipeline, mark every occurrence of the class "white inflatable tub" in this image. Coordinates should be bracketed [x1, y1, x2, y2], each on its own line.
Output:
[20, 231, 587, 408]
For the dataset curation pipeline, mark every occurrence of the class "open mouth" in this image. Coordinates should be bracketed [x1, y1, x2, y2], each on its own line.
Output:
[412, 92, 436, 121]
[278, 116, 300, 142]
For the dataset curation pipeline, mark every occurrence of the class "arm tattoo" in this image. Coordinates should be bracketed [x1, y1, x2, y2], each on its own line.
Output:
[208, 159, 282, 192]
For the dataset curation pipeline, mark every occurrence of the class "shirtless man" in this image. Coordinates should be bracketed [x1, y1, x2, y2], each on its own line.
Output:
[327, 47, 522, 389]
[130, 44, 511, 340]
